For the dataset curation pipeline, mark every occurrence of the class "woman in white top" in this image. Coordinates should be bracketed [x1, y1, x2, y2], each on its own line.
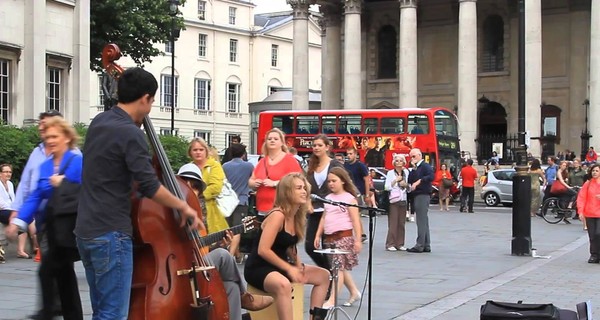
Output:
[0, 163, 36, 260]
[384, 155, 410, 251]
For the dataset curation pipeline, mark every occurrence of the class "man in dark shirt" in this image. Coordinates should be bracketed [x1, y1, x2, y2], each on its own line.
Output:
[344, 147, 369, 242]
[407, 148, 434, 253]
[75, 68, 200, 319]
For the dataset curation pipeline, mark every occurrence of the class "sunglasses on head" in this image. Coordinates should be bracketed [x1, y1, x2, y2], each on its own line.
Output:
[39, 109, 62, 119]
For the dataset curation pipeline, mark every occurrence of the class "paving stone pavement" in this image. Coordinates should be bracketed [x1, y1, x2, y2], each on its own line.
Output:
[0, 204, 597, 320]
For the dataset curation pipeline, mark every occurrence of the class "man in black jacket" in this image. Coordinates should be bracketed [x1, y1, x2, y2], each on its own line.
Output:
[407, 148, 434, 253]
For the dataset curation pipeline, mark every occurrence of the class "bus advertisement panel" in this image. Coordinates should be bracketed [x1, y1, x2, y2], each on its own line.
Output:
[257, 108, 461, 173]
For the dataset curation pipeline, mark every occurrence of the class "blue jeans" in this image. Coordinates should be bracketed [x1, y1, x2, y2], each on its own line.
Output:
[77, 231, 133, 320]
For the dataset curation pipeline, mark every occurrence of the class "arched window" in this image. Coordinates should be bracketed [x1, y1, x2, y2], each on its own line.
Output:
[482, 15, 504, 72]
[377, 25, 397, 79]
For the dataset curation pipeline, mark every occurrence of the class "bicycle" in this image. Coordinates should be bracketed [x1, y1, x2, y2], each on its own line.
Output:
[540, 186, 581, 224]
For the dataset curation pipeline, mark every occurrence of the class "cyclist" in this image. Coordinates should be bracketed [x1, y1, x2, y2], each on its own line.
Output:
[553, 161, 578, 223]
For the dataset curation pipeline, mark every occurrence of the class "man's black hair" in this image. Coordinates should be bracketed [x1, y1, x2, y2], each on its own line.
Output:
[230, 143, 246, 159]
[39, 109, 62, 120]
[117, 68, 158, 104]
[467, 159, 474, 166]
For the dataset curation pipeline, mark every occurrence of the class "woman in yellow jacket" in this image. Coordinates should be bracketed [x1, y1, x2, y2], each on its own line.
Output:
[188, 138, 229, 234]
[577, 163, 600, 264]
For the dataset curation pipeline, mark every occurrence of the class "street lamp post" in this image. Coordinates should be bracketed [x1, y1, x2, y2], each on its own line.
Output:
[169, 0, 179, 135]
[581, 99, 592, 160]
[511, 0, 532, 256]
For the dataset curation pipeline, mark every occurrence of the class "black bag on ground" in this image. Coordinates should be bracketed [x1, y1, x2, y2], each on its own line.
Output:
[480, 300, 560, 320]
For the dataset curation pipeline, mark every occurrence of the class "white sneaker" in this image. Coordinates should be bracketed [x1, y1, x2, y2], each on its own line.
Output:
[386, 246, 397, 251]
[398, 246, 407, 251]
[409, 216, 415, 222]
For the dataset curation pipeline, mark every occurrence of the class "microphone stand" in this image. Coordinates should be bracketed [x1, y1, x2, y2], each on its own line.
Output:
[321, 197, 385, 320]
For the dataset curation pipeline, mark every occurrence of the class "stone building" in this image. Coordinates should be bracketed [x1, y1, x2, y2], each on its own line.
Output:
[0, 0, 90, 125]
[89, 0, 322, 151]
[287, 0, 596, 161]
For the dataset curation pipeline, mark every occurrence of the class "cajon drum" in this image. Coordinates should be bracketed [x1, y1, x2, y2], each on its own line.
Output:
[246, 283, 304, 320]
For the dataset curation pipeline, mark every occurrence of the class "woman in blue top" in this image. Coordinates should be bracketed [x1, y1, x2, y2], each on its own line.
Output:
[6, 116, 83, 320]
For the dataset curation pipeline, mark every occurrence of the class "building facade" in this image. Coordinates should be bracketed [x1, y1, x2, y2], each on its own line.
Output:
[298, 0, 596, 162]
[89, 0, 322, 151]
[0, 0, 90, 126]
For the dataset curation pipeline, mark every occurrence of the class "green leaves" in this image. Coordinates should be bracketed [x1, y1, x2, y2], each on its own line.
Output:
[90, 0, 187, 71]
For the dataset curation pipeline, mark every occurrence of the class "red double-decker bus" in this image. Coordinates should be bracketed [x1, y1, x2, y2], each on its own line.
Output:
[256, 107, 462, 172]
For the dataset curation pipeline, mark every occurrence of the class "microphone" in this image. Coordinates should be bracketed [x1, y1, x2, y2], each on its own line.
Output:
[310, 194, 342, 206]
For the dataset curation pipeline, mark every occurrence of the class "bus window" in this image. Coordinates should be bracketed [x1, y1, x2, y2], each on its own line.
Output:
[408, 115, 429, 134]
[296, 116, 319, 134]
[434, 109, 458, 136]
[273, 115, 294, 134]
[363, 118, 378, 134]
[338, 115, 362, 134]
[380, 118, 404, 134]
[322, 115, 336, 134]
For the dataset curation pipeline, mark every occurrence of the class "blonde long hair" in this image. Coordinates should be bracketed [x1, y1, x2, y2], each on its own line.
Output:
[272, 173, 311, 241]
[44, 116, 80, 149]
[261, 128, 289, 156]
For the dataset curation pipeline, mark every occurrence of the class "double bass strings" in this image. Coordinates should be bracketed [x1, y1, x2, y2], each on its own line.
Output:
[143, 116, 213, 269]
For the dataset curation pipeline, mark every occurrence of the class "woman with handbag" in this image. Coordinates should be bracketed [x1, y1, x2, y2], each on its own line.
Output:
[6, 117, 83, 320]
[434, 163, 452, 211]
[383, 155, 409, 251]
[249, 128, 302, 218]
[188, 137, 230, 234]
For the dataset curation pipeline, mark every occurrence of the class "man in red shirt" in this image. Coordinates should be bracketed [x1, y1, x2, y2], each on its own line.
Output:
[459, 159, 478, 213]
[585, 146, 598, 164]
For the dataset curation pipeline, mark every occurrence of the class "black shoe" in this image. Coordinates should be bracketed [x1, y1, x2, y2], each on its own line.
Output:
[406, 247, 424, 253]
[423, 248, 431, 253]
[588, 255, 599, 263]
[468, 210, 474, 213]
[459, 207, 465, 212]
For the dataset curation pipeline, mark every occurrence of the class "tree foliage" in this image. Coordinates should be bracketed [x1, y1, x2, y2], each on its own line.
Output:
[90, 0, 186, 72]
[157, 134, 192, 172]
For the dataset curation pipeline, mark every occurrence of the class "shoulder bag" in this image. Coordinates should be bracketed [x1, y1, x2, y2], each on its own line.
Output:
[550, 181, 567, 195]
[208, 165, 239, 218]
[46, 155, 81, 260]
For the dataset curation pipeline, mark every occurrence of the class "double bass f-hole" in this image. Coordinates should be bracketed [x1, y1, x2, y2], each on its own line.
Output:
[101, 43, 229, 320]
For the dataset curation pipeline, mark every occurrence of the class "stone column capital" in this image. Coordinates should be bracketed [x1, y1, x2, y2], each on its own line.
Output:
[287, 0, 311, 19]
[320, 5, 342, 28]
[399, 0, 417, 9]
[342, 0, 362, 14]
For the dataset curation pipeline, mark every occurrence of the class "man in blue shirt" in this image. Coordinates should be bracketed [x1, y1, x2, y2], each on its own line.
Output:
[544, 156, 558, 201]
[222, 143, 254, 261]
[344, 147, 369, 242]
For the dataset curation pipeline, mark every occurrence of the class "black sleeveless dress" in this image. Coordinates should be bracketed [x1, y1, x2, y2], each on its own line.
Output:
[244, 220, 298, 291]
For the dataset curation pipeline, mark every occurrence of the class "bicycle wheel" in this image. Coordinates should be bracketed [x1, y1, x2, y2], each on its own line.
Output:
[541, 198, 563, 224]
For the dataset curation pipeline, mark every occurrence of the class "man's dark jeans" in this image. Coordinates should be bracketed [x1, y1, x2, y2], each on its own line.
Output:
[460, 187, 475, 211]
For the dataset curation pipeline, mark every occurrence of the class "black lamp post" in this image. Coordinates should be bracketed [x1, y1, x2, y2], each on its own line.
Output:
[511, 0, 531, 256]
[581, 99, 592, 160]
[169, 0, 179, 135]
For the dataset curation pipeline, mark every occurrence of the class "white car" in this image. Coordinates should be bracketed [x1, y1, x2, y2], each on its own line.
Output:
[480, 169, 544, 206]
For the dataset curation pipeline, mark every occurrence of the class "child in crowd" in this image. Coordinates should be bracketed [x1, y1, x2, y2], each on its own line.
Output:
[314, 167, 363, 308]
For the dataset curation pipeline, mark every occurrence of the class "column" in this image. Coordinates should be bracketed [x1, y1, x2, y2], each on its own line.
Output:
[457, 0, 477, 156]
[72, 0, 91, 123]
[343, 0, 362, 109]
[525, 0, 542, 157]
[590, 0, 600, 148]
[287, 0, 310, 110]
[24, 0, 46, 125]
[399, 0, 418, 108]
[321, 5, 342, 109]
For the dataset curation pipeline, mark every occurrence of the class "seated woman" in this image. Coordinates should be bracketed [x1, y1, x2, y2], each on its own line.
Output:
[244, 173, 330, 320]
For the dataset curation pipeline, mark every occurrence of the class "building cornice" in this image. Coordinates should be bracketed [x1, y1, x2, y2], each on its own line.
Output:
[184, 19, 253, 36]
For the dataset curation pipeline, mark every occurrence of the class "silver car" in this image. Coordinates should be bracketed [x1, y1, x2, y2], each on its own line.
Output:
[480, 169, 543, 206]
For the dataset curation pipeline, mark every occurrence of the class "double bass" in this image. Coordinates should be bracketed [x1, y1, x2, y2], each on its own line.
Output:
[101, 44, 230, 320]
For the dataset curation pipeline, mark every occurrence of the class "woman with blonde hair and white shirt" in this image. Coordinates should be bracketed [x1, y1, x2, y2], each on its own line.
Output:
[384, 155, 410, 251]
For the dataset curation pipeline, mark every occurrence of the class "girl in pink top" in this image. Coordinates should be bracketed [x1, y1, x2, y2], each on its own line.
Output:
[314, 167, 362, 308]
